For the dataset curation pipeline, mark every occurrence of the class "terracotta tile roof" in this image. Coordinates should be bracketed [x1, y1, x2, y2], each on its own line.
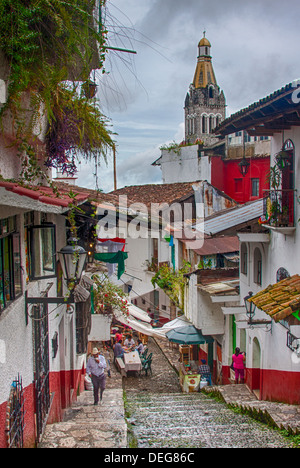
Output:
[249, 274, 300, 322]
[215, 81, 300, 137]
[0, 180, 90, 208]
[190, 236, 239, 256]
[54, 181, 122, 206]
[109, 182, 199, 209]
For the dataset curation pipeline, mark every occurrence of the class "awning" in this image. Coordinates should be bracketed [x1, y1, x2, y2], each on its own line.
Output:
[113, 310, 192, 339]
[127, 304, 152, 323]
[161, 315, 190, 331]
[113, 309, 163, 337]
[194, 199, 264, 236]
[166, 325, 214, 345]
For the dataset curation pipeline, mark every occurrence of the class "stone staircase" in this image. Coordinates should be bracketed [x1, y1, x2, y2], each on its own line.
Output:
[125, 391, 294, 448]
[203, 384, 300, 435]
[38, 389, 127, 449]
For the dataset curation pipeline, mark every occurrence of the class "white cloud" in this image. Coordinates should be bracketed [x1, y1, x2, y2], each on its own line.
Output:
[75, 0, 300, 190]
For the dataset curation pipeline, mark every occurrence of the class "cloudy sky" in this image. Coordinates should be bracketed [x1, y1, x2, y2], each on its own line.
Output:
[75, 0, 300, 192]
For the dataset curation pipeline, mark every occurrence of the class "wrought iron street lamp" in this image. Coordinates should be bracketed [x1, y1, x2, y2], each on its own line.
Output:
[244, 291, 256, 321]
[244, 291, 272, 329]
[82, 80, 98, 99]
[239, 157, 250, 177]
[25, 238, 88, 322]
[58, 237, 87, 283]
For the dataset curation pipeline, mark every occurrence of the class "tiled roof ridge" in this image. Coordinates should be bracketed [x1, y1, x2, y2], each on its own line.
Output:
[214, 81, 295, 133]
[0, 179, 89, 208]
[250, 274, 300, 322]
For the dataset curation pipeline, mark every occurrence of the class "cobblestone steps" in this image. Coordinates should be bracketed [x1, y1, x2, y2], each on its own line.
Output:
[126, 392, 295, 448]
[38, 389, 127, 449]
[203, 385, 300, 435]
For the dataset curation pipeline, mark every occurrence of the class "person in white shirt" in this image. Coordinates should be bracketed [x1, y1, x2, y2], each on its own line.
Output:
[136, 340, 145, 355]
[124, 335, 135, 348]
[86, 348, 107, 405]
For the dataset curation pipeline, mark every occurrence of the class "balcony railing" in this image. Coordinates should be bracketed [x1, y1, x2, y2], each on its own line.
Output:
[263, 189, 296, 228]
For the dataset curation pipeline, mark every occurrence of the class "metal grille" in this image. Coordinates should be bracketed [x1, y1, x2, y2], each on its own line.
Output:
[6, 375, 26, 448]
[33, 303, 50, 443]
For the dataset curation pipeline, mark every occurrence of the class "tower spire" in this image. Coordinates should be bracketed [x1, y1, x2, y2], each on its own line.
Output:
[184, 34, 226, 145]
[193, 32, 216, 89]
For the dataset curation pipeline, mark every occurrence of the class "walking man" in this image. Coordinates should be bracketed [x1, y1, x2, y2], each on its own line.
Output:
[86, 348, 107, 405]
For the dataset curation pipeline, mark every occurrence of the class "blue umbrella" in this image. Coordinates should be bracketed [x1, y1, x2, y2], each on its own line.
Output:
[166, 325, 213, 345]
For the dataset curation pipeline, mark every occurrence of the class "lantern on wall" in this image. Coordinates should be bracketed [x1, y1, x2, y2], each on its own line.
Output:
[239, 157, 250, 177]
[58, 237, 88, 283]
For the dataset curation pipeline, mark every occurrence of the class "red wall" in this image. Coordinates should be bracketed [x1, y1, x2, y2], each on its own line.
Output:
[0, 368, 86, 448]
[248, 368, 300, 405]
[211, 156, 270, 203]
[0, 383, 36, 449]
[222, 365, 300, 405]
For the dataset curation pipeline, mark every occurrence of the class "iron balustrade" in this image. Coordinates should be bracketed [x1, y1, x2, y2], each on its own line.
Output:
[263, 189, 296, 227]
[6, 375, 26, 448]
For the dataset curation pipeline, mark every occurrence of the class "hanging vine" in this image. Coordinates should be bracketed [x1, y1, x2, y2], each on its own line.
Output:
[151, 262, 191, 311]
[0, 0, 115, 182]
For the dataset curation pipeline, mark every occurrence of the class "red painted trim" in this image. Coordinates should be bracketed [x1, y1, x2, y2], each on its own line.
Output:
[0, 368, 86, 448]
[247, 368, 300, 405]
[222, 365, 300, 405]
[0, 383, 36, 449]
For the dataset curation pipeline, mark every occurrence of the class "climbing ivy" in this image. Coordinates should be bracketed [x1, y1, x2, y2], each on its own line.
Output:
[0, 0, 114, 181]
[151, 262, 191, 311]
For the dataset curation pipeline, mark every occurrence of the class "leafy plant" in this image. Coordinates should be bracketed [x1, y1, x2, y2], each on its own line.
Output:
[92, 274, 130, 317]
[0, 0, 114, 181]
[45, 84, 115, 176]
[151, 262, 191, 311]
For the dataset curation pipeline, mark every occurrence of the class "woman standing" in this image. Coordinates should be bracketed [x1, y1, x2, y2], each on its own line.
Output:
[232, 347, 246, 384]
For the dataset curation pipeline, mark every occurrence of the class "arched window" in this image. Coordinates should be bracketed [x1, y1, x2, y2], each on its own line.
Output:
[253, 248, 262, 285]
[209, 87, 214, 99]
[241, 243, 248, 275]
[209, 115, 214, 134]
[202, 115, 207, 134]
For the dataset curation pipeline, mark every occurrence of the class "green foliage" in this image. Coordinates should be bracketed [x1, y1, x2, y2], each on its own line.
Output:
[92, 274, 130, 316]
[151, 262, 191, 310]
[0, 0, 105, 101]
[0, 0, 114, 181]
[46, 83, 115, 175]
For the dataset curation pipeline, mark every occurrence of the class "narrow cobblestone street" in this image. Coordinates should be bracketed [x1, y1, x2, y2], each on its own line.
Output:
[39, 337, 297, 449]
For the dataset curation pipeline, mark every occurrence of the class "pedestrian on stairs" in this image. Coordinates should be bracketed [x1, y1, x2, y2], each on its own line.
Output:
[232, 347, 246, 385]
[87, 348, 107, 405]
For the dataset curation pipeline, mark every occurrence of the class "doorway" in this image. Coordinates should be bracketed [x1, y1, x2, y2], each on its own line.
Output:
[252, 338, 261, 399]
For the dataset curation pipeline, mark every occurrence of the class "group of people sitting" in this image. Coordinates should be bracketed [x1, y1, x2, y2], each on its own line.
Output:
[113, 328, 145, 361]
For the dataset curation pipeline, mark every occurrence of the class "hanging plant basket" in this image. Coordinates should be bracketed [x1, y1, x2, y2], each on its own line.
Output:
[82, 80, 98, 99]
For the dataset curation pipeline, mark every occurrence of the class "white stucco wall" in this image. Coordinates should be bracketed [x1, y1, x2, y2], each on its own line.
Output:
[238, 126, 300, 374]
[160, 146, 212, 184]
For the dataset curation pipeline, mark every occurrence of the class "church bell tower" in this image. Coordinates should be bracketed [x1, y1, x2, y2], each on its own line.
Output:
[184, 33, 226, 145]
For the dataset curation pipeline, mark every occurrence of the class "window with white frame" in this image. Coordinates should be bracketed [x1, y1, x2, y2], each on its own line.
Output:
[253, 247, 262, 285]
[0, 216, 22, 314]
[240, 243, 248, 275]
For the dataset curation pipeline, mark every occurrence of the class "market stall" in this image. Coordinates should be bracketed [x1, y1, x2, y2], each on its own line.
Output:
[179, 363, 201, 393]
[167, 326, 214, 393]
